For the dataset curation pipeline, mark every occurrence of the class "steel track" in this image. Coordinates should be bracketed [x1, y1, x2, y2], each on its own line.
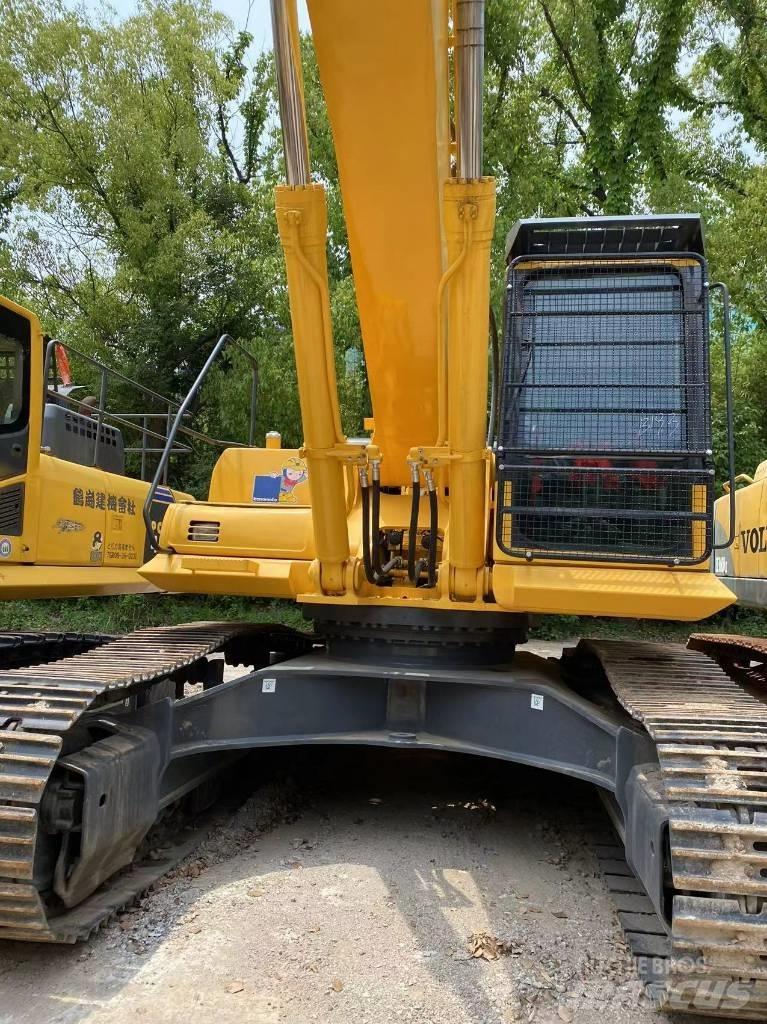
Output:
[0, 622, 257, 942]
[3, 621, 767, 1021]
[584, 637, 767, 1019]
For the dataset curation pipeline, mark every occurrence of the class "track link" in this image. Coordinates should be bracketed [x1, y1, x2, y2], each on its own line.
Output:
[0, 631, 110, 675]
[582, 638, 767, 1019]
[0, 621, 261, 943]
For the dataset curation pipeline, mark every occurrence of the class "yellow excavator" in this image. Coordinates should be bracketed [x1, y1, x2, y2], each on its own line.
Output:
[1, 2, 765, 1018]
[714, 461, 767, 609]
[0, 294, 257, 598]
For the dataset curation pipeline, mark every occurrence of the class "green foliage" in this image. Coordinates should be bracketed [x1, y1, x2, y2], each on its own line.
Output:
[530, 608, 767, 641]
[1, 0, 766, 496]
[0, 0, 279, 398]
[0, 594, 305, 633]
[0, 594, 759, 644]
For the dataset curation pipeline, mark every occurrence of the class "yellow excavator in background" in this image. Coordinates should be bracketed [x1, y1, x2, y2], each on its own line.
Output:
[714, 460, 767, 608]
[0, 294, 257, 598]
[2, 2, 766, 1018]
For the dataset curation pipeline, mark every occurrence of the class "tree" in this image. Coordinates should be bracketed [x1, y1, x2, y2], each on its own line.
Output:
[2, 0, 767, 485]
[0, 1, 274, 391]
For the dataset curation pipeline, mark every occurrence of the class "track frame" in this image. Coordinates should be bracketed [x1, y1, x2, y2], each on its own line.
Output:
[4, 622, 767, 1019]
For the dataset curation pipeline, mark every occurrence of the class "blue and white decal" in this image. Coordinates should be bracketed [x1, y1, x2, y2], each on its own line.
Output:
[153, 485, 176, 506]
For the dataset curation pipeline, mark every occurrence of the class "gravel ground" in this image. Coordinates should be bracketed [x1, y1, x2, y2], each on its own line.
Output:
[0, 640, 716, 1024]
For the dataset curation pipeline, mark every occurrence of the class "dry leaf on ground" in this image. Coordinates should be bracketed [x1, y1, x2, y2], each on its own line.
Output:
[467, 931, 511, 961]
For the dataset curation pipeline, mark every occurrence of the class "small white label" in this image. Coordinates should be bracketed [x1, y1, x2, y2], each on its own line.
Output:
[530, 694, 544, 711]
[262, 678, 277, 693]
[0, 539, 11, 558]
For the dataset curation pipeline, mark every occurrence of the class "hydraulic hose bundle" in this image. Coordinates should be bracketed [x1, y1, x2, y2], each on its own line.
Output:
[359, 462, 439, 588]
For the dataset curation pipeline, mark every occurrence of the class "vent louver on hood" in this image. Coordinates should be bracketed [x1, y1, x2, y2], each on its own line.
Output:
[187, 520, 220, 543]
[0, 484, 24, 536]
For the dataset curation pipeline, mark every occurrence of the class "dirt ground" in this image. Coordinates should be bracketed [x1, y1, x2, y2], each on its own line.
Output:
[0, 641, 715, 1024]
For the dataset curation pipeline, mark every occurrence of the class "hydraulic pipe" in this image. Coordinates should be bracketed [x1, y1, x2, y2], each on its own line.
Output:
[407, 461, 421, 582]
[456, 0, 485, 181]
[424, 469, 439, 588]
[269, 0, 310, 186]
[370, 461, 386, 580]
[359, 467, 376, 585]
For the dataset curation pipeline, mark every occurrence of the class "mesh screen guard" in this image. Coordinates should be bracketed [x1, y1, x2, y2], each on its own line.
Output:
[496, 253, 713, 565]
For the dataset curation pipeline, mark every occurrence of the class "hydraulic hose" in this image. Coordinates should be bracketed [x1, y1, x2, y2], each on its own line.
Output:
[359, 468, 376, 584]
[413, 557, 428, 586]
[407, 462, 421, 583]
[371, 462, 385, 579]
[425, 469, 439, 588]
[360, 464, 394, 586]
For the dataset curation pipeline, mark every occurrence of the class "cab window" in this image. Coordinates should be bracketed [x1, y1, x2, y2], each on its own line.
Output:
[0, 304, 31, 433]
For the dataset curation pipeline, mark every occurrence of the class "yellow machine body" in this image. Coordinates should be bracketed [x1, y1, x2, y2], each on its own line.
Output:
[0, 295, 190, 598]
[141, 0, 733, 623]
[713, 462, 767, 608]
[306, 0, 450, 488]
[147, 431, 730, 621]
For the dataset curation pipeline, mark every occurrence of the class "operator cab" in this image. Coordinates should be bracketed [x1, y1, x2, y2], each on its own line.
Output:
[0, 302, 32, 485]
[496, 215, 712, 568]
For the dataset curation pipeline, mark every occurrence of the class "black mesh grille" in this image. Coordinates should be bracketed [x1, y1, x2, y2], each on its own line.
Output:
[497, 464, 711, 563]
[496, 253, 713, 565]
[0, 483, 24, 536]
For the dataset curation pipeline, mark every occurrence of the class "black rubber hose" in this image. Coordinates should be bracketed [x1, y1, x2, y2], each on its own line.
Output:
[371, 475, 385, 579]
[413, 557, 428, 587]
[360, 479, 376, 584]
[407, 471, 420, 582]
[427, 485, 438, 587]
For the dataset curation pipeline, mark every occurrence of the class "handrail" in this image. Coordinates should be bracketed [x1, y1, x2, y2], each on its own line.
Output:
[143, 333, 242, 553]
[45, 339, 186, 412]
[710, 281, 736, 550]
[44, 337, 259, 477]
[722, 473, 754, 494]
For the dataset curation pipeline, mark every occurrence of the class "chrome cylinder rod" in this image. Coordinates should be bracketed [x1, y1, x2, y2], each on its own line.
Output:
[270, 0, 311, 185]
[456, 0, 485, 181]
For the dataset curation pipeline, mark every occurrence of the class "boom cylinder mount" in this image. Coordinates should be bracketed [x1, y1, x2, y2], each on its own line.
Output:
[271, 0, 350, 595]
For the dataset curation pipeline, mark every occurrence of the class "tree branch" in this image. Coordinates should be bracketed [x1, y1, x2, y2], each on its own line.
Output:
[539, 86, 588, 142]
[537, 0, 593, 113]
[216, 103, 249, 184]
